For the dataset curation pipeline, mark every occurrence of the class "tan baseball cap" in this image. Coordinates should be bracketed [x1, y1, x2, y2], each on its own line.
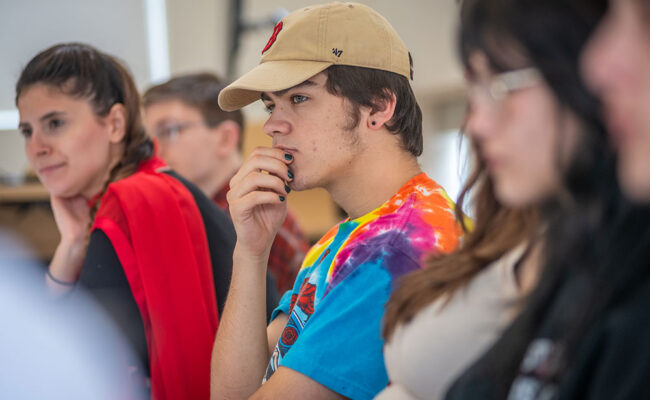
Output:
[218, 2, 413, 111]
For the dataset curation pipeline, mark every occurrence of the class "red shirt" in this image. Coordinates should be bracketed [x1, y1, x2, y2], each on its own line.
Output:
[92, 157, 217, 400]
[214, 184, 310, 293]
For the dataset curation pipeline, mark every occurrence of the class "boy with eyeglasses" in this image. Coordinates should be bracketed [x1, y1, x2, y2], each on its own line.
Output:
[143, 73, 310, 297]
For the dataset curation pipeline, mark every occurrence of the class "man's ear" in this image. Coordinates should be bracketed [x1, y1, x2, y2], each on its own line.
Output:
[366, 91, 397, 130]
[213, 120, 241, 157]
[106, 103, 128, 143]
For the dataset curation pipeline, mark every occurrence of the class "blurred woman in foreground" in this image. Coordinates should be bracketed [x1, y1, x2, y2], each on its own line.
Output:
[377, 0, 612, 397]
[445, 0, 650, 398]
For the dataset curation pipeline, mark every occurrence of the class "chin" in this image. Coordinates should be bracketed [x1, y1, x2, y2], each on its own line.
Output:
[494, 183, 539, 209]
[287, 171, 313, 192]
[288, 179, 309, 192]
[620, 160, 650, 203]
[38, 178, 57, 195]
[42, 181, 79, 198]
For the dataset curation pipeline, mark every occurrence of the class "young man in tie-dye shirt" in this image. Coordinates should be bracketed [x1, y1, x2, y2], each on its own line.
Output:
[210, 3, 463, 399]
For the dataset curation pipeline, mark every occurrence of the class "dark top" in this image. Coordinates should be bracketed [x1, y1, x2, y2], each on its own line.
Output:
[445, 272, 650, 400]
[79, 171, 279, 372]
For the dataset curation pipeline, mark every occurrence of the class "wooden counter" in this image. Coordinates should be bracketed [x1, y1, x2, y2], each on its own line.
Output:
[0, 183, 58, 262]
[0, 182, 49, 204]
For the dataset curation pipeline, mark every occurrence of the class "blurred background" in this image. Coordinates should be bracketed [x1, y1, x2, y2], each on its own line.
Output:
[0, 0, 468, 259]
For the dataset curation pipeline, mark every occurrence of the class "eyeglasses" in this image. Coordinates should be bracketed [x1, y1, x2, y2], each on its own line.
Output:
[468, 67, 542, 105]
[152, 121, 204, 142]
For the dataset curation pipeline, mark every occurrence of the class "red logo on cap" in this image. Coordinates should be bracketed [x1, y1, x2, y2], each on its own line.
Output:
[262, 21, 283, 54]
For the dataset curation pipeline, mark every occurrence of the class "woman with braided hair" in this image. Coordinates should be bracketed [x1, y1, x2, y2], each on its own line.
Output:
[16, 43, 238, 400]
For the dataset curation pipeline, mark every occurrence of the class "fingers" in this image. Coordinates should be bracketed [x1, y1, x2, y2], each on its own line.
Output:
[50, 195, 92, 244]
[247, 146, 294, 162]
[227, 171, 289, 205]
[233, 190, 288, 214]
[226, 148, 292, 256]
[230, 147, 293, 188]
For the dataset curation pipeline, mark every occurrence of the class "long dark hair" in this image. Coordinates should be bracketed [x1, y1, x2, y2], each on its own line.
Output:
[448, 0, 650, 396]
[385, 0, 604, 343]
[15, 43, 154, 224]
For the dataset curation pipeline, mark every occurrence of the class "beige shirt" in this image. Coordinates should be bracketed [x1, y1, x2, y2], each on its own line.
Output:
[376, 244, 526, 400]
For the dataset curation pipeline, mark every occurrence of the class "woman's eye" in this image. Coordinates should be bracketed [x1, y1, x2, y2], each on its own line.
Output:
[264, 103, 275, 114]
[48, 119, 64, 130]
[291, 95, 308, 104]
[19, 127, 32, 138]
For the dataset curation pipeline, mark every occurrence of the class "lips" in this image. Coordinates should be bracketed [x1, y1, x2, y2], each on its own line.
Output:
[38, 162, 66, 175]
[273, 145, 297, 154]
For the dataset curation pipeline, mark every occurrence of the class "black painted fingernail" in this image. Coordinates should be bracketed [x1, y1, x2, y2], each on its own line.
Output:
[284, 153, 293, 161]
[285, 185, 291, 194]
[279, 195, 285, 202]
[287, 170, 294, 180]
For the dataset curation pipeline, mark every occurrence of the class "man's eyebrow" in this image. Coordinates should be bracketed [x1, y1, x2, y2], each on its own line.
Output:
[154, 118, 172, 127]
[260, 80, 318, 101]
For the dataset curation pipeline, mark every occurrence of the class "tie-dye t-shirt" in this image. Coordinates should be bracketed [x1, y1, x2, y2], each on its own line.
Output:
[264, 173, 463, 399]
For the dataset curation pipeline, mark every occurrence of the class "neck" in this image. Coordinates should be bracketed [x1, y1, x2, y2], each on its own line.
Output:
[82, 143, 125, 200]
[199, 152, 242, 198]
[327, 141, 421, 220]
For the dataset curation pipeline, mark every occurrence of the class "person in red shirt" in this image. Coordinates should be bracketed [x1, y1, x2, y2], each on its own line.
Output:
[143, 73, 310, 293]
[16, 43, 236, 400]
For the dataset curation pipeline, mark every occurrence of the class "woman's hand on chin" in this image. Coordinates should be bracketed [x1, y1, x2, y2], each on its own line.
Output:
[46, 195, 92, 291]
[51, 195, 92, 245]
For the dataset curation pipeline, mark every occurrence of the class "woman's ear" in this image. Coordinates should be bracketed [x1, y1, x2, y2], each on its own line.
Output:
[367, 91, 397, 130]
[106, 103, 128, 143]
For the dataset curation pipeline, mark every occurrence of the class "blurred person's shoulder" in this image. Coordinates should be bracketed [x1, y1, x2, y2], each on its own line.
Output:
[0, 231, 147, 400]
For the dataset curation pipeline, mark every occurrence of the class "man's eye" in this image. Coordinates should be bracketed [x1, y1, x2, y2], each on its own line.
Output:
[291, 95, 308, 104]
[157, 125, 179, 139]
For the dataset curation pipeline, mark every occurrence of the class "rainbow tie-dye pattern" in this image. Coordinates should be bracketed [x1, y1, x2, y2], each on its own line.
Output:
[264, 173, 462, 399]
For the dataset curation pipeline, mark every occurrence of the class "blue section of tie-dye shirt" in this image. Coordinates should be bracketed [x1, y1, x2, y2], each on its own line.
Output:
[263, 173, 462, 399]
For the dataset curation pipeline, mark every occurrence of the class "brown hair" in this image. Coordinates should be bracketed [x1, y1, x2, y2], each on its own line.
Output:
[324, 63, 423, 157]
[383, 140, 540, 341]
[143, 73, 245, 150]
[15, 42, 154, 225]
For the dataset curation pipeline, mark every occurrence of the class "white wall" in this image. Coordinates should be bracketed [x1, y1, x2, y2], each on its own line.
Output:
[165, 0, 229, 77]
[0, 0, 151, 180]
[0, 0, 150, 108]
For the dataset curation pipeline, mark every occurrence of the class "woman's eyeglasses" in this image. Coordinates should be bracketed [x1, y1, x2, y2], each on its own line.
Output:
[468, 67, 542, 105]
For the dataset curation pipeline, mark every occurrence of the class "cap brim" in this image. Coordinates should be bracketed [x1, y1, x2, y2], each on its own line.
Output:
[218, 60, 332, 111]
